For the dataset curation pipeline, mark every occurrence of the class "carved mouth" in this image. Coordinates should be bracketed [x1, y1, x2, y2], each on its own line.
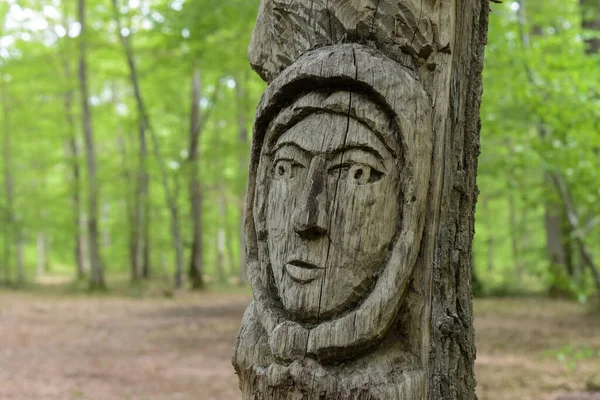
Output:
[285, 260, 324, 284]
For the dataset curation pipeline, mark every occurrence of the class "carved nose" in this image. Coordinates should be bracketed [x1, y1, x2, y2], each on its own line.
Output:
[292, 157, 329, 239]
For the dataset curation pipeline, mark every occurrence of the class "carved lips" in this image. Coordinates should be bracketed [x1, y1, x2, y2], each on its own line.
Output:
[285, 260, 325, 283]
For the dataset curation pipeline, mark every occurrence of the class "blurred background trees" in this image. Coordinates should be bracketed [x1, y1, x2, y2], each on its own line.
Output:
[0, 0, 598, 300]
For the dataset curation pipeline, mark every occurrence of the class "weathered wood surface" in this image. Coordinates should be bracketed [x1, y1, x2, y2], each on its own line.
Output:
[233, 1, 490, 399]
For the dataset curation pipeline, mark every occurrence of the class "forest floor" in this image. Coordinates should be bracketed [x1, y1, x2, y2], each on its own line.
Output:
[1, 287, 599, 400]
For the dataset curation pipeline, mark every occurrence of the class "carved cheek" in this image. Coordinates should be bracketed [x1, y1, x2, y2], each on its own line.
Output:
[267, 178, 300, 238]
[330, 178, 399, 257]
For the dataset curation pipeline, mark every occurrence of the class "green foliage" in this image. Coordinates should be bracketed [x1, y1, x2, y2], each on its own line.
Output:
[544, 344, 600, 371]
[0, 0, 597, 295]
[475, 0, 600, 298]
[0, 0, 262, 287]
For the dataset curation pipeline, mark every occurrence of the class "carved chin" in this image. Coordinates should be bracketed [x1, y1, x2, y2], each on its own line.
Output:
[276, 264, 379, 323]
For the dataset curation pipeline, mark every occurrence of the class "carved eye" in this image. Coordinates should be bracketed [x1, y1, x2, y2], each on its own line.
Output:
[273, 159, 301, 180]
[329, 163, 383, 185]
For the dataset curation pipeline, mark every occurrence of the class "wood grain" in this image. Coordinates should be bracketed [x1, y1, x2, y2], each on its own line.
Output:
[234, 0, 490, 398]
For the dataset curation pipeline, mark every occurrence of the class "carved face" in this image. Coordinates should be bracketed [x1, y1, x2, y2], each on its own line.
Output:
[265, 111, 401, 321]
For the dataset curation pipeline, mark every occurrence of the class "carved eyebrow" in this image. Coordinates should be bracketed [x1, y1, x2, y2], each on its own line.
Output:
[330, 144, 385, 163]
[271, 141, 311, 158]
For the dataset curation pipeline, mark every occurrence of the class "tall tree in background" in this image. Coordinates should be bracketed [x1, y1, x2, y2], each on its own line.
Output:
[1, 78, 14, 283]
[112, 0, 185, 288]
[187, 66, 204, 289]
[63, 58, 86, 280]
[77, 0, 105, 289]
[131, 118, 150, 280]
[234, 75, 248, 284]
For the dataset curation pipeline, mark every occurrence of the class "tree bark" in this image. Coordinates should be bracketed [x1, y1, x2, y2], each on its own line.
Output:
[64, 84, 86, 280]
[134, 119, 150, 280]
[187, 65, 204, 290]
[78, 0, 105, 290]
[233, 1, 490, 398]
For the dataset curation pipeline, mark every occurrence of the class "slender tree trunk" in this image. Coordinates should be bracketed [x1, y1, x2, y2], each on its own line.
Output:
[578, 0, 600, 294]
[120, 79, 150, 282]
[517, 0, 572, 292]
[15, 229, 23, 283]
[482, 197, 494, 273]
[551, 174, 600, 292]
[37, 233, 46, 277]
[505, 142, 521, 281]
[234, 75, 248, 285]
[1, 78, 13, 283]
[68, 140, 85, 279]
[63, 59, 85, 279]
[112, 0, 184, 288]
[215, 188, 227, 284]
[142, 181, 151, 278]
[134, 119, 150, 280]
[223, 195, 237, 279]
[36, 178, 49, 278]
[0, 78, 21, 283]
[187, 65, 204, 290]
[117, 133, 137, 280]
[78, 0, 105, 290]
[508, 192, 521, 281]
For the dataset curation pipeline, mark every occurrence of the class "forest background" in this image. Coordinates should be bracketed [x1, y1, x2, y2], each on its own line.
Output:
[1, 1, 599, 399]
[1, 0, 599, 300]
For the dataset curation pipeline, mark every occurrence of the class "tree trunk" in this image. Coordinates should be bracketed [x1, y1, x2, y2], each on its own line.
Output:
[1, 78, 22, 283]
[117, 132, 137, 280]
[223, 194, 237, 279]
[505, 142, 521, 281]
[134, 119, 150, 280]
[142, 180, 151, 279]
[234, 75, 248, 285]
[37, 232, 47, 277]
[65, 103, 85, 280]
[1, 77, 13, 283]
[187, 65, 204, 290]
[60, 0, 85, 281]
[216, 189, 227, 284]
[551, 174, 600, 292]
[122, 84, 151, 282]
[15, 228, 24, 283]
[63, 57, 85, 280]
[112, 0, 184, 288]
[233, 1, 490, 398]
[482, 197, 495, 273]
[517, 0, 573, 293]
[78, 0, 105, 290]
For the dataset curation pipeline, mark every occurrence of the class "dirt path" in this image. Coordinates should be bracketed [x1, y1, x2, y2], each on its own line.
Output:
[1, 293, 599, 399]
[0, 292, 250, 400]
